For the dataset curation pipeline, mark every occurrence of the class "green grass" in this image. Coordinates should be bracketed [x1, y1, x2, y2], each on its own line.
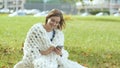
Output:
[0, 15, 120, 68]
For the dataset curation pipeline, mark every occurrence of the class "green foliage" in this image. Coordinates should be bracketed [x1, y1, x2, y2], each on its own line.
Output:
[0, 15, 120, 68]
[89, 9, 110, 15]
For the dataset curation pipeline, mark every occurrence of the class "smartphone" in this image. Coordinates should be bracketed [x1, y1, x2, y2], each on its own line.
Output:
[56, 45, 63, 49]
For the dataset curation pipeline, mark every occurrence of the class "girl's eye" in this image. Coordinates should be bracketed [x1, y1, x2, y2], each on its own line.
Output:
[51, 19, 55, 22]
[50, 18, 59, 25]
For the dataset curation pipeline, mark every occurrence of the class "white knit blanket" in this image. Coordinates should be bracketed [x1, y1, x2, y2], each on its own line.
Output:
[14, 23, 85, 68]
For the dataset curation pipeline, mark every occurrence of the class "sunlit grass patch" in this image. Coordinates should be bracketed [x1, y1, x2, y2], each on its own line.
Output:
[0, 15, 120, 68]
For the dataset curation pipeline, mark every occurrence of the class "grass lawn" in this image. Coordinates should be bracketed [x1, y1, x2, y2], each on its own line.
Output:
[0, 15, 120, 68]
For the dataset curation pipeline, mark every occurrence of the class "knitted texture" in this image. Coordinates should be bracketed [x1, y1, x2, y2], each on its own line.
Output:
[14, 23, 85, 68]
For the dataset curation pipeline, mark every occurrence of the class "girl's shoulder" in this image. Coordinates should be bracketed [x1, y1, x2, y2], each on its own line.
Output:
[30, 23, 44, 30]
[55, 29, 64, 35]
[32, 23, 42, 27]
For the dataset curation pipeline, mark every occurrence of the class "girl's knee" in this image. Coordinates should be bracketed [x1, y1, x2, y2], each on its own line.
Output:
[14, 61, 25, 68]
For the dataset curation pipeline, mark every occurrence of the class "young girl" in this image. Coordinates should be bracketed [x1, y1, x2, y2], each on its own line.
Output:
[14, 9, 86, 68]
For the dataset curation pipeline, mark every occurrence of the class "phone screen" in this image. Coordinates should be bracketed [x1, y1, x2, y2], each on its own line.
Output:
[56, 46, 63, 49]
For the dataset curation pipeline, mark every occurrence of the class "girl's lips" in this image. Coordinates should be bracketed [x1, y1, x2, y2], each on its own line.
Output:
[50, 25, 54, 29]
[51, 24, 55, 28]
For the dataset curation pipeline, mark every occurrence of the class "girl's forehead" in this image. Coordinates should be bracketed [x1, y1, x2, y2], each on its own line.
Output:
[50, 16, 60, 18]
[49, 16, 60, 20]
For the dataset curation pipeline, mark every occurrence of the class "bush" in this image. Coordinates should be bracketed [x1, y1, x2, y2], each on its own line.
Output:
[89, 9, 110, 15]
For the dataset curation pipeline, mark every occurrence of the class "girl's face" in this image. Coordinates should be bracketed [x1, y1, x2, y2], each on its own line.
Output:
[47, 16, 60, 29]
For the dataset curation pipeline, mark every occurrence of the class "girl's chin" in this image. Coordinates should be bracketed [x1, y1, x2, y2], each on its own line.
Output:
[52, 27, 55, 29]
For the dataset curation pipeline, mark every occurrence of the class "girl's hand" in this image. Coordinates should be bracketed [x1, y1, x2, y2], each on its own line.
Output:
[54, 47, 62, 55]
[40, 46, 55, 55]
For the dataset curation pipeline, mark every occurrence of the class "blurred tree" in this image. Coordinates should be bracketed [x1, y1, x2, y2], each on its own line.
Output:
[26, 0, 81, 14]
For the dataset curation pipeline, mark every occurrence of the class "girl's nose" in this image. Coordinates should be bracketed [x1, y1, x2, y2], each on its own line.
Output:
[53, 22, 58, 26]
